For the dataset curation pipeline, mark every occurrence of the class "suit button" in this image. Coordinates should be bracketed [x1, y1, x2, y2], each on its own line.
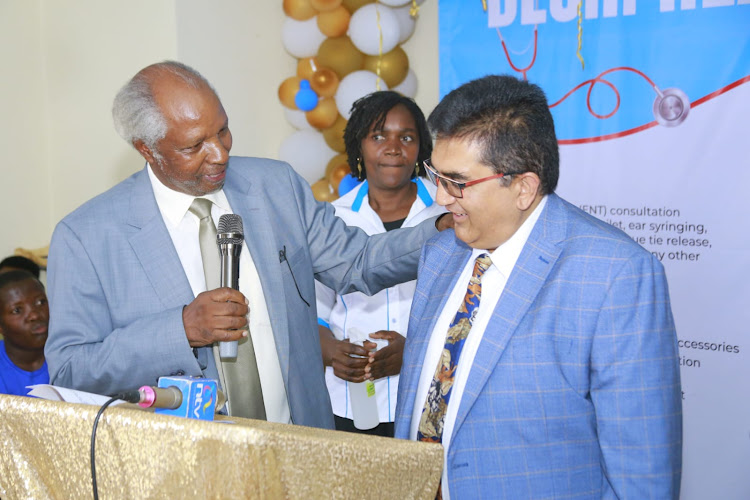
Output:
[170, 370, 186, 376]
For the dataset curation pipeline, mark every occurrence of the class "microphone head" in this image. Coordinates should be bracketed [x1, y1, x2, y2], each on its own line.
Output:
[218, 214, 243, 234]
[217, 214, 244, 245]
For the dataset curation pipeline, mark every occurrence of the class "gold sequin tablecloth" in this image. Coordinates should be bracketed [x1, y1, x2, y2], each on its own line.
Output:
[0, 395, 442, 499]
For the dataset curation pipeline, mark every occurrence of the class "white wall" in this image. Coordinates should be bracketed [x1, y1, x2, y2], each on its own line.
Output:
[0, 0, 439, 259]
[41, 1, 178, 220]
[0, 0, 51, 259]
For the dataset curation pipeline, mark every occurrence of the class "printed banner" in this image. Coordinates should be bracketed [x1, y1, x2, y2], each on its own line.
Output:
[439, 2, 750, 499]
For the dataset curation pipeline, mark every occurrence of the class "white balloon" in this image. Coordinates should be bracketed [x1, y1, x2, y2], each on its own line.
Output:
[379, 0, 411, 5]
[281, 17, 326, 59]
[347, 4, 400, 56]
[392, 68, 417, 98]
[278, 129, 337, 184]
[393, 3, 417, 44]
[334, 70, 389, 119]
[284, 108, 313, 130]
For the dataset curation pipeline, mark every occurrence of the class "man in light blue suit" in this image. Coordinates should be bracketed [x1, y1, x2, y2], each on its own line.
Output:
[395, 75, 682, 499]
[45, 61, 444, 429]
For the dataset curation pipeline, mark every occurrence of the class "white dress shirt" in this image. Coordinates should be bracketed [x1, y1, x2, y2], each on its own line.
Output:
[409, 196, 547, 498]
[147, 165, 291, 424]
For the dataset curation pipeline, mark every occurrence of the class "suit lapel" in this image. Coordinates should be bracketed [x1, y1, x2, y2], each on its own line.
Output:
[451, 194, 569, 439]
[127, 168, 195, 309]
[223, 165, 291, 382]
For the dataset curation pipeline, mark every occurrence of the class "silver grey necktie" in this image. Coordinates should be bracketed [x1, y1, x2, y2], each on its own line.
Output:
[189, 198, 221, 290]
[188, 198, 266, 420]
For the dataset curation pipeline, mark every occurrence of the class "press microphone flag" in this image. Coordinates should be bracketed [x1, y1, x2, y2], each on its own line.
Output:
[217, 214, 244, 359]
[117, 376, 219, 421]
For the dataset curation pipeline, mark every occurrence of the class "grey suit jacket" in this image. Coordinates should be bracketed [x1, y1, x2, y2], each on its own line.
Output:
[45, 157, 437, 429]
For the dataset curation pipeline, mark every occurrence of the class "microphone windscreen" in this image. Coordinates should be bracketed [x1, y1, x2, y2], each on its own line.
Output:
[217, 214, 244, 244]
[218, 213, 243, 235]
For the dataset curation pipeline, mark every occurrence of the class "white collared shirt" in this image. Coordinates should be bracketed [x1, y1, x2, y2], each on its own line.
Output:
[409, 196, 547, 499]
[147, 165, 291, 424]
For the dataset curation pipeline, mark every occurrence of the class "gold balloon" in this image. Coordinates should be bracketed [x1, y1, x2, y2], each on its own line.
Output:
[325, 153, 349, 179]
[278, 76, 302, 110]
[317, 36, 365, 79]
[342, 0, 373, 13]
[283, 0, 317, 20]
[310, 68, 340, 98]
[323, 114, 348, 153]
[363, 46, 409, 89]
[306, 97, 339, 129]
[317, 6, 350, 37]
[297, 57, 319, 81]
[328, 162, 351, 190]
[311, 178, 335, 201]
[310, 0, 343, 12]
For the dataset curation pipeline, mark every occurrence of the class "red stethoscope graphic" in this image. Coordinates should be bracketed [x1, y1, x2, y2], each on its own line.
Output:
[497, 26, 691, 129]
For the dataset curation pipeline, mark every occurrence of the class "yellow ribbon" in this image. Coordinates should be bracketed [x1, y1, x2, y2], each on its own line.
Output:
[410, 0, 420, 17]
[375, 0, 382, 90]
[576, 1, 585, 69]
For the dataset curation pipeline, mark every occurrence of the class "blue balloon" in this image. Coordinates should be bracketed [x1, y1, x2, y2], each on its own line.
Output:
[295, 79, 319, 112]
[337, 174, 361, 197]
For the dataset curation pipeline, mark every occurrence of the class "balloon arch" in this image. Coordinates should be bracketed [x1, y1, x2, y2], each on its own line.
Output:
[278, 0, 425, 201]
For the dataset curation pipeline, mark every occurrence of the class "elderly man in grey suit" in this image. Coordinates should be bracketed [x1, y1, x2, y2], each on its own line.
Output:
[45, 61, 444, 428]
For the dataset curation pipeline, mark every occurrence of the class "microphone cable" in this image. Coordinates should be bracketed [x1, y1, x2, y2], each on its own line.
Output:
[90, 395, 121, 500]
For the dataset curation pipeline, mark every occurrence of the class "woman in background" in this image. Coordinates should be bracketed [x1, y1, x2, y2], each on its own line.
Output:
[315, 91, 445, 437]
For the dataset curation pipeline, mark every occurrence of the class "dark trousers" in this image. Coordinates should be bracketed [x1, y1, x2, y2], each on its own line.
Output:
[334, 415, 395, 438]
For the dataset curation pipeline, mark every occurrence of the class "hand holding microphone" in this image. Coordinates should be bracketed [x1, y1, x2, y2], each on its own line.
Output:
[182, 288, 248, 347]
[182, 213, 248, 350]
[216, 214, 244, 359]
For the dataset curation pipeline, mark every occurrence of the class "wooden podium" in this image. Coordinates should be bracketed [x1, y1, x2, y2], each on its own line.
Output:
[0, 395, 442, 499]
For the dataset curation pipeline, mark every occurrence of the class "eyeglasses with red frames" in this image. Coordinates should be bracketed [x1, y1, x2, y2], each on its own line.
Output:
[423, 158, 518, 198]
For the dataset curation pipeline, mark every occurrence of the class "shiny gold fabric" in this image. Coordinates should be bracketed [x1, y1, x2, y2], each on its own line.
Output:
[0, 395, 442, 499]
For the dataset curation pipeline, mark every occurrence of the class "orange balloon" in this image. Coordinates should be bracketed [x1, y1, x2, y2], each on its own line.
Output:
[317, 6, 350, 37]
[284, 0, 317, 20]
[325, 153, 349, 179]
[311, 178, 335, 201]
[278, 76, 302, 110]
[297, 57, 318, 80]
[342, 0, 373, 13]
[310, 0, 343, 12]
[317, 36, 365, 79]
[328, 162, 351, 190]
[310, 68, 340, 98]
[322, 114, 348, 153]
[363, 46, 409, 88]
[306, 97, 339, 129]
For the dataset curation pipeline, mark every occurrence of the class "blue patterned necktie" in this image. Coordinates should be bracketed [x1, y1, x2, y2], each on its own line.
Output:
[417, 253, 492, 443]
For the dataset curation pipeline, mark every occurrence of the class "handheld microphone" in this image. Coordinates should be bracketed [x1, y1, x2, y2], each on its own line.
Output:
[115, 376, 221, 421]
[217, 214, 244, 359]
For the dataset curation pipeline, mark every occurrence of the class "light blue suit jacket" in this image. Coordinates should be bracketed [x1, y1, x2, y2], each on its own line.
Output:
[45, 157, 437, 429]
[395, 194, 682, 499]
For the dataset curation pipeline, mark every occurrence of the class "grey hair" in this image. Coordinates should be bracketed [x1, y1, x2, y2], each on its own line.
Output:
[112, 60, 215, 151]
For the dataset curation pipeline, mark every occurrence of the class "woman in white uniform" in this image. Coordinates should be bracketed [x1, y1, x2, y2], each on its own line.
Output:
[316, 91, 446, 437]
